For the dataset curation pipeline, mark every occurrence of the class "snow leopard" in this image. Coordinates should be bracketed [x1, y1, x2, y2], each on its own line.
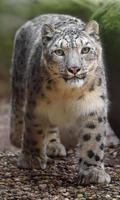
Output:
[10, 14, 111, 184]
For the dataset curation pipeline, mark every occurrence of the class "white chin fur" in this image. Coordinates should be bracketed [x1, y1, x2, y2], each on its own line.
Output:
[67, 79, 84, 87]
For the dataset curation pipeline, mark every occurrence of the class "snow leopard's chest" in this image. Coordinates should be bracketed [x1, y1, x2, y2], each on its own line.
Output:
[35, 79, 104, 126]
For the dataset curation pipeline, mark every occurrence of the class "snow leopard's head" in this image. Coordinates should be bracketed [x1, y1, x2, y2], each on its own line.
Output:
[41, 20, 102, 88]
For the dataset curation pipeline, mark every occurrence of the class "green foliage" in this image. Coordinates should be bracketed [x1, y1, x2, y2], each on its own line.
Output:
[28, 0, 96, 20]
[92, 0, 120, 67]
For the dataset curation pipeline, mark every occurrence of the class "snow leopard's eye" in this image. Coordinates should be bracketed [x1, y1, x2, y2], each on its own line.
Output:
[81, 47, 91, 54]
[54, 49, 65, 56]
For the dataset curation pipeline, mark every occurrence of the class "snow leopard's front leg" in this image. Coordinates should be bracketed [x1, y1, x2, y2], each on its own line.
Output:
[46, 126, 66, 157]
[77, 110, 111, 185]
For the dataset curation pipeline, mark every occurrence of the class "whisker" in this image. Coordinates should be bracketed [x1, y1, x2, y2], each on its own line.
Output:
[46, 75, 63, 82]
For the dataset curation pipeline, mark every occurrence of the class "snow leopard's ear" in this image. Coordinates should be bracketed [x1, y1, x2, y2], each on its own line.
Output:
[85, 20, 99, 35]
[41, 24, 55, 45]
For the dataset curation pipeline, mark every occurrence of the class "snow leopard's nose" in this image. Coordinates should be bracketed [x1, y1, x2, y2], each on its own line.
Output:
[67, 66, 81, 75]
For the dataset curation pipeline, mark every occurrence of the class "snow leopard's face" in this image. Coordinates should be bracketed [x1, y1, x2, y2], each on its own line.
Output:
[42, 21, 101, 87]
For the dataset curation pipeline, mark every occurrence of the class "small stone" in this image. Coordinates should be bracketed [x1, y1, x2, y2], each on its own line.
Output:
[77, 193, 83, 198]
[39, 183, 47, 190]
[116, 196, 120, 199]
[63, 192, 70, 196]
[105, 194, 111, 199]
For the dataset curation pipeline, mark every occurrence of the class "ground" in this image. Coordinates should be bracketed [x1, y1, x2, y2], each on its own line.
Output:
[0, 99, 120, 200]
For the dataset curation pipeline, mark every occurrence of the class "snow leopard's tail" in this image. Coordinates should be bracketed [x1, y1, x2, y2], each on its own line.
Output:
[10, 23, 31, 148]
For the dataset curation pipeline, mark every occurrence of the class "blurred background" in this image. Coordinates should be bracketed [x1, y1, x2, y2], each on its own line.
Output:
[0, 0, 120, 146]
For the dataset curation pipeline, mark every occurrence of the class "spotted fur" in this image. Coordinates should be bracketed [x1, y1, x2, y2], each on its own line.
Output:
[10, 14, 111, 184]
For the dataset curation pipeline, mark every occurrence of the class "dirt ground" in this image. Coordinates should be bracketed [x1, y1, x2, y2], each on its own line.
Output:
[0, 99, 120, 200]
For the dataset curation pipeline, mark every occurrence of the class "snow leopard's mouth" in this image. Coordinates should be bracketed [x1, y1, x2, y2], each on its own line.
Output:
[63, 74, 87, 87]
[63, 72, 87, 80]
